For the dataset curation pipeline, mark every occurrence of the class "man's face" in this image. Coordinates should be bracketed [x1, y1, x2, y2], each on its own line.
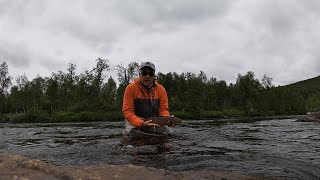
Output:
[139, 67, 155, 87]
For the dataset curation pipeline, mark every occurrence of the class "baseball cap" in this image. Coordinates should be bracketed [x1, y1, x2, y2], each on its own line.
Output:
[140, 62, 155, 71]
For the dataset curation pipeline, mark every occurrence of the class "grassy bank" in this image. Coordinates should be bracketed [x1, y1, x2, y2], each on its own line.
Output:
[0, 110, 249, 123]
[0, 109, 298, 123]
[0, 111, 123, 123]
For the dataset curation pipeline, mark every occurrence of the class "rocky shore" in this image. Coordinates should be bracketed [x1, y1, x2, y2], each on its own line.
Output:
[297, 112, 320, 122]
[0, 153, 277, 180]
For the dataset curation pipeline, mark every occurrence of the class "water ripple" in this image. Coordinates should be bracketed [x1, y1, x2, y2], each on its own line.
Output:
[0, 118, 319, 178]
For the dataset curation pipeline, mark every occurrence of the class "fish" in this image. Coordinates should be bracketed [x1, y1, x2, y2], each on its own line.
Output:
[125, 116, 182, 140]
[129, 128, 168, 138]
[140, 116, 182, 126]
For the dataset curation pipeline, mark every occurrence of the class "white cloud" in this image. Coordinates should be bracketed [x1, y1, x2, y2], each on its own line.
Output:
[0, 0, 319, 85]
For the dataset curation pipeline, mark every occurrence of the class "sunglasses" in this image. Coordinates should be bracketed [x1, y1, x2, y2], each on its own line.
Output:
[141, 70, 155, 77]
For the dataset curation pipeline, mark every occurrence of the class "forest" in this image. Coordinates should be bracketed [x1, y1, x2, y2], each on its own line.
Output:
[0, 58, 319, 123]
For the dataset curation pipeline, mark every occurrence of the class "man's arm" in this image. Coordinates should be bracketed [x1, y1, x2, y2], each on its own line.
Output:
[158, 85, 170, 117]
[122, 85, 144, 128]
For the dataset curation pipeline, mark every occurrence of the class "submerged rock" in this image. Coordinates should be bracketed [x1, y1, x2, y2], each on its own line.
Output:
[297, 112, 320, 122]
[0, 152, 272, 180]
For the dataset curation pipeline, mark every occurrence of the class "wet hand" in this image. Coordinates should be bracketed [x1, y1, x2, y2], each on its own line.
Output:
[167, 115, 176, 127]
[142, 120, 160, 129]
[167, 120, 176, 127]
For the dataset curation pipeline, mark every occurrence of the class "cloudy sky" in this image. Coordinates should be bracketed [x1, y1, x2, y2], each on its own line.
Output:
[1, 0, 320, 85]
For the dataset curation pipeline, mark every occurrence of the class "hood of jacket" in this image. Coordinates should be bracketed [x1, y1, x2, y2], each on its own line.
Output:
[133, 77, 158, 90]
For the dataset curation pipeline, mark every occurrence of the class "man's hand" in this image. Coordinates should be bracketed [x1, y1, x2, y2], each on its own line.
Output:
[167, 120, 176, 127]
[142, 120, 160, 129]
[167, 115, 176, 127]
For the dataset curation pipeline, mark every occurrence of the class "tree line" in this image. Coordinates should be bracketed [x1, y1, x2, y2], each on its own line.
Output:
[0, 58, 318, 122]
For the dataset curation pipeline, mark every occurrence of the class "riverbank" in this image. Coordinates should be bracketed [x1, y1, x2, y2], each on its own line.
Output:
[0, 110, 303, 123]
[0, 152, 277, 180]
[297, 112, 320, 122]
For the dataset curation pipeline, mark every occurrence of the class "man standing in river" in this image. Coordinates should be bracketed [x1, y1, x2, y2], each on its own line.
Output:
[122, 61, 174, 135]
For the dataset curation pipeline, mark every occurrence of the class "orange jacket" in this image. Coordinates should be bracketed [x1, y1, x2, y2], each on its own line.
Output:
[122, 77, 170, 128]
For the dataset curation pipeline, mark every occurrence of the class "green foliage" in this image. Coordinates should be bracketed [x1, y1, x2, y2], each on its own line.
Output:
[0, 114, 9, 122]
[283, 76, 320, 112]
[72, 111, 100, 122]
[1, 59, 319, 123]
[170, 111, 194, 119]
[9, 112, 51, 123]
[222, 109, 246, 117]
[0, 61, 12, 95]
[50, 111, 123, 122]
[201, 111, 224, 118]
[51, 112, 77, 122]
[306, 93, 320, 112]
[105, 111, 124, 121]
[199, 109, 246, 119]
[117, 62, 139, 86]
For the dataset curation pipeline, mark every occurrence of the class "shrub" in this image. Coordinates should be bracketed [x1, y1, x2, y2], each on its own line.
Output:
[170, 111, 193, 119]
[51, 112, 76, 122]
[201, 111, 224, 118]
[72, 111, 95, 122]
[8, 112, 50, 123]
[0, 114, 9, 122]
[222, 109, 246, 117]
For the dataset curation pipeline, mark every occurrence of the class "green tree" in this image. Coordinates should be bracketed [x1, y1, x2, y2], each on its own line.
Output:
[214, 79, 229, 110]
[183, 72, 205, 117]
[261, 74, 273, 89]
[170, 72, 188, 111]
[46, 75, 59, 112]
[28, 76, 46, 112]
[0, 61, 12, 95]
[65, 62, 77, 103]
[116, 62, 139, 86]
[233, 71, 262, 116]
[9, 86, 19, 113]
[116, 62, 139, 110]
[306, 92, 320, 112]
[101, 76, 117, 111]
[203, 77, 217, 111]
[72, 71, 93, 111]
[157, 72, 186, 111]
[15, 74, 30, 113]
[92, 57, 110, 92]
[0, 62, 12, 113]
[157, 72, 175, 100]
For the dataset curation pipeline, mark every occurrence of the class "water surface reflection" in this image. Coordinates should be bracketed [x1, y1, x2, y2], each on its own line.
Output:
[0, 118, 319, 179]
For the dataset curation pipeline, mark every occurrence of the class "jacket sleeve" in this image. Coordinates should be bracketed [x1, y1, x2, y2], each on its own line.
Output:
[158, 85, 170, 117]
[122, 84, 144, 128]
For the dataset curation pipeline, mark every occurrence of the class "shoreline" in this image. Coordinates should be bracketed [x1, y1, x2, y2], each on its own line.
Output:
[0, 152, 278, 180]
[0, 111, 303, 124]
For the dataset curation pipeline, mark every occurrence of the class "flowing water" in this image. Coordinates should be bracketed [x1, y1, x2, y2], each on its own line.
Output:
[0, 118, 319, 179]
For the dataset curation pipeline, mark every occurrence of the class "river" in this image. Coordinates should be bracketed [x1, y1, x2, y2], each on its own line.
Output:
[0, 118, 319, 179]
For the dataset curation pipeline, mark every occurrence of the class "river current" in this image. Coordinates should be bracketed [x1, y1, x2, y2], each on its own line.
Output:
[0, 118, 319, 179]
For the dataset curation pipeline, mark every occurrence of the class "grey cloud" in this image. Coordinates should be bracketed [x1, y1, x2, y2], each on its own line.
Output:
[0, 1, 115, 53]
[315, 56, 320, 70]
[299, 0, 320, 15]
[46, 3, 122, 54]
[51, 17, 116, 53]
[238, 1, 320, 71]
[268, 4, 304, 35]
[0, 41, 33, 67]
[309, 54, 320, 75]
[244, 0, 313, 54]
[112, 0, 232, 29]
[37, 56, 66, 75]
[1, 0, 319, 86]
[0, 0, 46, 26]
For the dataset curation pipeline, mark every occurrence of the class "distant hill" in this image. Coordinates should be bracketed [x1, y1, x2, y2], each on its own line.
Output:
[281, 75, 320, 112]
[285, 75, 320, 89]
